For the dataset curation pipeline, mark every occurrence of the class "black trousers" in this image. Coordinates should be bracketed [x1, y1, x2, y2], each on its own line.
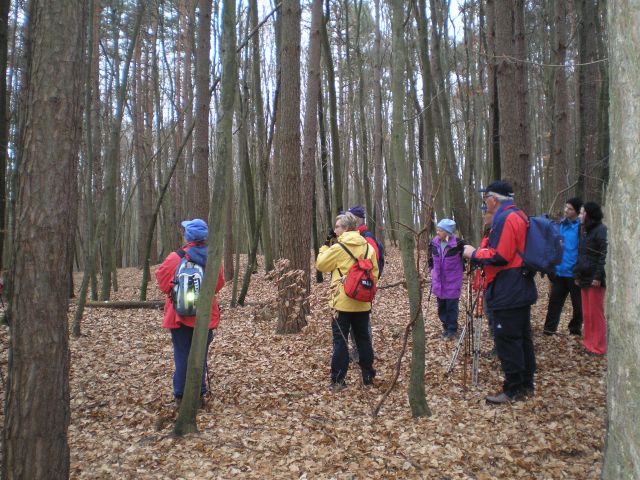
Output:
[544, 276, 583, 334]
[331, 311, 375, 384]
[493, 306, 536, 397]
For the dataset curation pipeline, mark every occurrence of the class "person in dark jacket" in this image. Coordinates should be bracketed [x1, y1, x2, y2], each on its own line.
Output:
[464, 180, 538, 404]
[543, 197, 583, 335]
[429, 218, 466, 340]
[574, 202, 607, 355]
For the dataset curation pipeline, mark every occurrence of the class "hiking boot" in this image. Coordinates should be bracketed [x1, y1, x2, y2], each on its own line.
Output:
[521, 387, 535, 398]
[483, 348, 498, 359]
[443, 331, 456, 341]
[485, 391, 522, 404]
[328, 381, 347, 392]
[569, 330, 582, 336]
[543, 329, 556, 336]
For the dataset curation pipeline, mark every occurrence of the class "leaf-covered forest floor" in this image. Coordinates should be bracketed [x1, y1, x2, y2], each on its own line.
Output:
[0, 248, 606, 479]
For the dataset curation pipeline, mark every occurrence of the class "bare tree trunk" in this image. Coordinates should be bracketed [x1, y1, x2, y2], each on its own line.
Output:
[0, 0, 9, 273]
[494, 0, 533, 213]
[100, 1, 145, 300]
[300, 0, 323, 294]
[389, 0, 430, 418]
[276, 0, 306, 334]
[604, 3, 640, 476]
[549, 0, 571, 213]
[248, 0, 274, 273]
[576, 0, 602, 203]
[2, 0, 85, 476]
[372, 0, 384, 243]
[320, 2, 343, 218]
[484, 0, 500, 180]
[413, 0, 437, 243]
[192, 0, 212, 220]
[429, 0, 472, 236]
[174, 0, 236, 435]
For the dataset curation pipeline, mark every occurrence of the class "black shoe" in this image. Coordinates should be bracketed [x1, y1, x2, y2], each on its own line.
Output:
[521, 387, 535, 398]
[363, 376, 375, 386]
[569, 330, 582, 336]
[485, 392, 524, 405]
[543, 329, 556, 336]
[328, 381, 347, 392]
[483, 348, 498, 359]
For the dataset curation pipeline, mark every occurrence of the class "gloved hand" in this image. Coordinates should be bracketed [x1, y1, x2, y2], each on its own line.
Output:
[324, 229, 337, 246]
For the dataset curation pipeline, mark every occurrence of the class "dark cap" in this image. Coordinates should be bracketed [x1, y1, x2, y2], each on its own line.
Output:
[347, 205, 365, 219]
[566, 197, 583, 213]
[479, 180, 514, 197]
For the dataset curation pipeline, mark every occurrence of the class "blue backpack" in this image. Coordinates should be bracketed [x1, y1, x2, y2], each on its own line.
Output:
[515, 212, 564, 276]
[171, 249, 205, 316]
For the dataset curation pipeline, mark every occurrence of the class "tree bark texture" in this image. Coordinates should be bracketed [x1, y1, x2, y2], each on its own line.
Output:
[3, 0, 86, 477]
[300, 0, 322, 294]
[576, 0, 602, 203]
[549, 0, 571, 211]
[494, 0, 533, 214]
[372, 0, 384, 243]
[174, 0, 236, 435]
[602, 1, 640, 476]
[389, 0, 430, 418]
[192, 0, 212, 220]
[0, 0, 10, 272]
[276, 0, 306, 334]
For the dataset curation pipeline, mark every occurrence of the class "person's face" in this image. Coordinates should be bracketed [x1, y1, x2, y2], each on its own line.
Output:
[564, 203, 578, 220]
[483, 193, 499, 214]
[436, 228, 448, 240]
[483, 211, 494, 227]
[579, 206, 586, 224]
[334, 221, 346, 237]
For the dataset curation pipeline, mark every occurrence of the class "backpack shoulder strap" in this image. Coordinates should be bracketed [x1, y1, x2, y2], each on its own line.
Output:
[337, 241, 359, 263]
[176, 248, 186, 258]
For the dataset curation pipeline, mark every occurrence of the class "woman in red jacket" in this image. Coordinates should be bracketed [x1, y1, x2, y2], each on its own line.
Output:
[155, 219, 225, 407]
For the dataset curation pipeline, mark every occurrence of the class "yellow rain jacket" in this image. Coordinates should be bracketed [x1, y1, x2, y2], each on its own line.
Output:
[316, 230, 379, 312]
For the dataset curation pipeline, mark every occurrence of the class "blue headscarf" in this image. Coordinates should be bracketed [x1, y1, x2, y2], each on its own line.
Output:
[181, 219, 208, 242]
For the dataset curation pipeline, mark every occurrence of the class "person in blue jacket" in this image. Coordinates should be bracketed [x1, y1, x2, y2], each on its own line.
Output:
[543, 197, 583, 335]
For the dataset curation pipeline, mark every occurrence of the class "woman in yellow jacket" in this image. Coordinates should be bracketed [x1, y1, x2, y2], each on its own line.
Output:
[316, 212, 379, 391]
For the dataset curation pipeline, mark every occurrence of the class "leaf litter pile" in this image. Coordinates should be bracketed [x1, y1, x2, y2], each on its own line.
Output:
[0, 248, 605, 478]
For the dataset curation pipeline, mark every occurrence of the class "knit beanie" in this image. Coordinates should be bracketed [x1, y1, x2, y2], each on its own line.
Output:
[436, 218, 456, 235]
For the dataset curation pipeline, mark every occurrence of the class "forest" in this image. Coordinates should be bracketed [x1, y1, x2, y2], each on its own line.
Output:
[0, 0, 639, 478]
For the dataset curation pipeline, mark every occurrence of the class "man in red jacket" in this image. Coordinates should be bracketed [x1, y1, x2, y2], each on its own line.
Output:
[464, 181, 537, 404]
[155, 219, 225, 407]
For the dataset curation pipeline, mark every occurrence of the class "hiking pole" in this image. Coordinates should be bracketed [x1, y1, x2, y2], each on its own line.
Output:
[471, 273, 485, 386]
[446, 268, 482, 378]
[463, 266, 474, 387]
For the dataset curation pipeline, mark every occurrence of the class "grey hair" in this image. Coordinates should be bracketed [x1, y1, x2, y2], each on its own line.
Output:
[335, 212, 359, 231]
[488, 191, 513, 202]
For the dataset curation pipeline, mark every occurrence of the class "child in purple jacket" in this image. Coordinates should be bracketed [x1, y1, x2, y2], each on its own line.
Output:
[429, 219, 466, 339]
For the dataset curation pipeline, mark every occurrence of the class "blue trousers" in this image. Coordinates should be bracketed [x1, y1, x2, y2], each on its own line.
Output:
[170, 325, 214, 398]
[437, 297, 459, 334]
[331, 311, 375, 384]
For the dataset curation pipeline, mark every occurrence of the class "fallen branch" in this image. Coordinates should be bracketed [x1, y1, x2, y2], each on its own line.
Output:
[377, 280, 406, 290]
[76, 299, 266, 310]
[80, 300, 165, 309]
